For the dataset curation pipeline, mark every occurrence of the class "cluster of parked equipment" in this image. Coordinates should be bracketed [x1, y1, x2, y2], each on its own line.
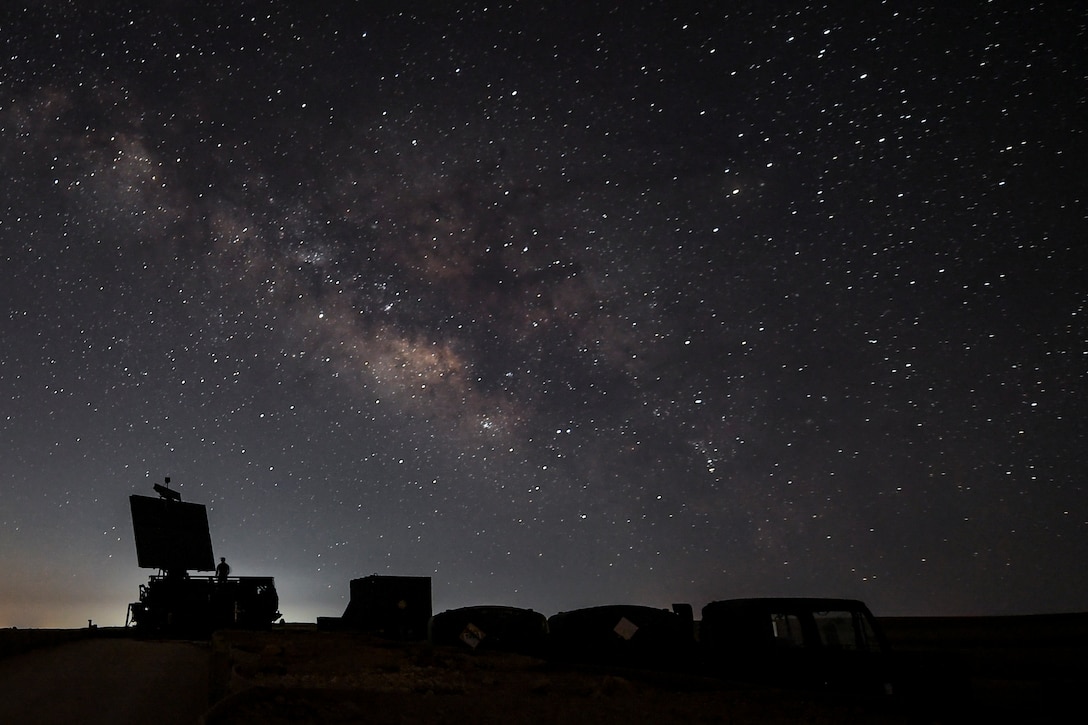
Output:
[317, 574, 901, 696]
[123, 483, 934, 697]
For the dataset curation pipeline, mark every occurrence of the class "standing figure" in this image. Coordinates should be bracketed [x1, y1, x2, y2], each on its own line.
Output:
[216, 557, 231, 583]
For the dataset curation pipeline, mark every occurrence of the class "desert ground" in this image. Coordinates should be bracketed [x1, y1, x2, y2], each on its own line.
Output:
[0, 630, 208, 725]
[1, 613, 1085, 724]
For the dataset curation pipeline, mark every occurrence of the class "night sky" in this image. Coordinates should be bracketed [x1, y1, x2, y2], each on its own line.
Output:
[2, 2, 1085, 628]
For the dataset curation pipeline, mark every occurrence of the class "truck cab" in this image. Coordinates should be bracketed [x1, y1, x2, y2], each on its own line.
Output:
[699, 597, 894, 695]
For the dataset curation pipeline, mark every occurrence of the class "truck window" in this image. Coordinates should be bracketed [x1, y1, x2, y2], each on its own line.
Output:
[813, 610, 882, 652]
[770, 612, 805, 647]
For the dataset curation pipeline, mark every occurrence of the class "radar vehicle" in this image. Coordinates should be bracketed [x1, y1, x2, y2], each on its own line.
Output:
[125, 480, 279, 635]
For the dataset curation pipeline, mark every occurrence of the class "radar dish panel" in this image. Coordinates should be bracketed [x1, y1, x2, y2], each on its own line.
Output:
[129, 494, 215, 571]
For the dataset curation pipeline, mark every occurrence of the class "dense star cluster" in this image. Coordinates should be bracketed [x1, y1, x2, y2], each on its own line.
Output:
[2, 3, 1085, 627]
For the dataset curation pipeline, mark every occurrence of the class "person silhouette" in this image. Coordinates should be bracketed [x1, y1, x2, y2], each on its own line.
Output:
[216, 557, 231, 583]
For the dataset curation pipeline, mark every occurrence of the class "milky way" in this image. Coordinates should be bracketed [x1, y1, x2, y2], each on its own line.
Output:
[2, 3, 1085, 626]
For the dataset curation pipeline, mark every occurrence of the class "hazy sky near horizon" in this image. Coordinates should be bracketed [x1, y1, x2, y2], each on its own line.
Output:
[2, 2, 1085, 628]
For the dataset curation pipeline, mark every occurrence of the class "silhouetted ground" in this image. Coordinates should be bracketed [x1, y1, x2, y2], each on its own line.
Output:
[881, 613, 1088, 724]
[206, 627, 917, 724]
[0, 632, 208, 725]
[2, 613, 1085, 723]
[0, 627, 89, 659]
[203, 613, 1088, 724]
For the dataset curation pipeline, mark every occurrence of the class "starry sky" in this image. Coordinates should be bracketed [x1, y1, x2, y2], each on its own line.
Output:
[2, 2, 1085, 628]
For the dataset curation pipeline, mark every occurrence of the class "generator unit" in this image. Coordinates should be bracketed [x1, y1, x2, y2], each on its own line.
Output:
[319, 575, 432, 640]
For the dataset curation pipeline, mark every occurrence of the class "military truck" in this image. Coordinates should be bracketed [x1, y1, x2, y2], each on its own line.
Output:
[699, 597, 894, 694]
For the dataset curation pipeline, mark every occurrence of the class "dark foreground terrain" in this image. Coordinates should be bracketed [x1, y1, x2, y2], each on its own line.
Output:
[207, 628, 913, 725]
[0, 632, 208, 725]
[881, 612, 1088, 723]
[2, 612, 1085, 723]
